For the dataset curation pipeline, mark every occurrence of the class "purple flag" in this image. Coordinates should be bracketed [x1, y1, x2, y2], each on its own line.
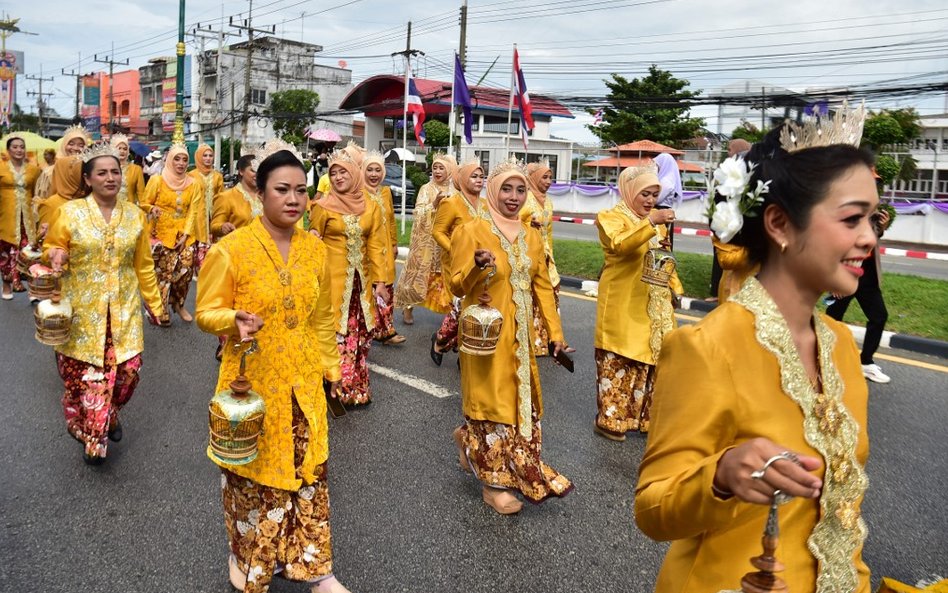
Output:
[454, 53, 473, 144]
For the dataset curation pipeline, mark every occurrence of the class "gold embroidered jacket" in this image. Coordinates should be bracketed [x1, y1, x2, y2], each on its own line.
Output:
[140, 176, 205, 247]
[0, 160, 41, 245]
[519, 191, 560, 287]
[432, 194, 486, 275]
[364, 185, 398, 280]
[119, 163, 145, 206]
[210, 185, 262, 237]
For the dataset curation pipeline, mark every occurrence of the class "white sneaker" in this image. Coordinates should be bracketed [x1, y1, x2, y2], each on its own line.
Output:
[862, 363, 891, 384]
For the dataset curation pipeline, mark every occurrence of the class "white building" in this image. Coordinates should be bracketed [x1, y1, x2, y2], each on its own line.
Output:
[888, 113, 948, 199]
[193, 36, 353, 148]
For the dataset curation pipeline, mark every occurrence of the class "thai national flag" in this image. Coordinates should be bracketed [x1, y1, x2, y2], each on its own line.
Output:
[513, 48, 534, 148]
[406, 69, 426, 148]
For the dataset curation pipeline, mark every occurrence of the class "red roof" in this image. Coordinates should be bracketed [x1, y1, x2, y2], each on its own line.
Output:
[608, 140, 683, 155]
[583, 156, 703, 173]
[339, 75, 573, 119]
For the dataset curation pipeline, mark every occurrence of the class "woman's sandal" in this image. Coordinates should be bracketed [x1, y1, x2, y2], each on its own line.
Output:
[482, 486, 522, 515]
[376, 333, 407, 345]
[430, 333, 443, 366]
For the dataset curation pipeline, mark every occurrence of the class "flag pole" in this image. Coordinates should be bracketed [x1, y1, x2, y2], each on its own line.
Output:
[449, 52, 456, 155]
[401, 56, 410, 234]
[505, 43, 516, 157]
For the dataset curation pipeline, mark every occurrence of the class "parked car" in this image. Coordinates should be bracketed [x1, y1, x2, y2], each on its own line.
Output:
[385, 163, 416, 212]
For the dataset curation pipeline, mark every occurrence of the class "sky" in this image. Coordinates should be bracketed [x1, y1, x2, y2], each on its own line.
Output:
[4, 0, 947, 144]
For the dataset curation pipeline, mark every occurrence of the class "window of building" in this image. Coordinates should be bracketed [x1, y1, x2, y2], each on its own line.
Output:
[251, 88, 267, 105]
[481, 115, 518, 135]
[474, 150, 490, 172]
[121, 100, 130, 116]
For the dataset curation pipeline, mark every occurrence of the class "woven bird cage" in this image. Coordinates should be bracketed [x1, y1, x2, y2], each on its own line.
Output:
[642, 248, 677, 288]
[28, 264, 58, 301]
[208, 339, 266, 466]
[16, 246, 43, 280]
[459, 265, 504, 356]
[33, 286, 72, 346]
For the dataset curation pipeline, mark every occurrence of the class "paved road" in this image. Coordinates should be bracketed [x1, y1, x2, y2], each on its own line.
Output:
[1, 284, 946, 592]
[553, 222, 948, 281]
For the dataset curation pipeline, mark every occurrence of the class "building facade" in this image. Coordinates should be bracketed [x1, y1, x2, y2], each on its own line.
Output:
[889, 113, 948, 199]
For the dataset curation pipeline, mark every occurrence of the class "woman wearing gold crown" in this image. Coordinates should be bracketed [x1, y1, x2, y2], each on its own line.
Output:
[309, 148, 391, 406]
[520, 160, 560, 357]
[393, 152, 457, 324]
[0, 135, 41, 299]
[141, 143, 206, 325]
[190, 143, 225, 267]
[429, 158, 486, 366]
[197, 148, 352, 593]
[361, 150, 405, 344]
[34, 124, 89, 200]
[449, 159, 572, 515]
[635, 110, 875, 592]
[593, 164, 681, 440]
[43, 143, 164, 464]
[109, 134, 145, 206]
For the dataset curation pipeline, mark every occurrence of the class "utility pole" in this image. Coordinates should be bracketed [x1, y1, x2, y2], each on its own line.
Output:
[193, 21, 231, 169]
[95, 44, 129, 136]
[391, 21, 424, 233]
[458, 0, 468, 67]
[230, 0, 275, 146]
[230, 81, 236, 169]
[61, 52, 83, 120]
[25, 65, 53, 135]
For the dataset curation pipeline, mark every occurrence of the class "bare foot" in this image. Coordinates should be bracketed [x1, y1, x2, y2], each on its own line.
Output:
[312, 575, 351, 593]
[174, 304, 193, 323]
[402, 308, 414, 325]
[482, 486, 522, 514]
[228, 555, 246, 591]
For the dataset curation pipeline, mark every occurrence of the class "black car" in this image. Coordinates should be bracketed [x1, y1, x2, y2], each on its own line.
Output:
[384, 164, 416, 212]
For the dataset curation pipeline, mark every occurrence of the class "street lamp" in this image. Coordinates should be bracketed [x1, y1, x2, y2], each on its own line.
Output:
[173, 0, 186, 144]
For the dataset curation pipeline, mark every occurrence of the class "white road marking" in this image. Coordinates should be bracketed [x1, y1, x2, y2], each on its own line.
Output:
[368, 363, 456, 399]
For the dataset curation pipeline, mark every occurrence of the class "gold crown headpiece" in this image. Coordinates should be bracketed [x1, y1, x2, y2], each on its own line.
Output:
[109, 133, 129, 148]
[526, 158, 551, 175]
[430, 151, 457, 164]
[779, 100, 866, 153]
[362, 149, 385, 167]
[80, 142, 121, 164]
[328, 147, 358, 168]
[62, 124, 90, 142]
[251, 138, 303, 171]
[619, 162, 659, 182]
[458, 155, 481, 171]
[487, 156, 528, 182]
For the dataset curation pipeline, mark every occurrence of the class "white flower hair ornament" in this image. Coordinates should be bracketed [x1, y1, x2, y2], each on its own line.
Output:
[705, 155, 771, 243]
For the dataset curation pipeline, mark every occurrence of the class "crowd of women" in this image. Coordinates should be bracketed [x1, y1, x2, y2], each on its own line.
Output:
[1, 102, 880, 592]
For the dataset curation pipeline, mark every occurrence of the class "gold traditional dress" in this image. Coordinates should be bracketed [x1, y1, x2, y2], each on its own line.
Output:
[43, 197, 164, 459]
[196, 218, 342, 593]
[189, 144, 224, 267]
[36, 156, 85, 229]
[635, 278, 871, 593]
[118, 162, 145, 206]
[520, 186, 560, 357]
[0, 159, 41, 290]
[211, 184, 263, 237]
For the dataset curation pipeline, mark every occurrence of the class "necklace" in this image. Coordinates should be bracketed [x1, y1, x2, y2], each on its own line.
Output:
[254, 233, 299, 329]
[86, 198, 123, 255]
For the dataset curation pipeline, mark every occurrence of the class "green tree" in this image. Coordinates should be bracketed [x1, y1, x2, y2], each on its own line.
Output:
[589, 65, 704, 147]
[886, 107, 921, 143]
[730, 121, 765, 143]
[863, 113, 903, 148]
[268, 89, 321, 147]
[422, 120, 452, 149]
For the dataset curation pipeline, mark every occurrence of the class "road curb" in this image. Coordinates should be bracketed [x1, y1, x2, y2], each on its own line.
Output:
[566, 275, 948, 360]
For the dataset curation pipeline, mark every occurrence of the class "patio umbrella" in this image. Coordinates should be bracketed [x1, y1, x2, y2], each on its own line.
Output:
[384, 148, 415, 162]
[129, 141, 155, 158]
[1, 131, 56, 152]
[306, 128, 342, 142]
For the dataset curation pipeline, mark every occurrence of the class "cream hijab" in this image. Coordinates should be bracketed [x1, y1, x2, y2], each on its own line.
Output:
[431, 153, 458, 189]
[617, 165, 660, 215]
[486, 168, 528, 243]
[361, 152, 386, 192]
[525, 161, 552, 206]
[57, 126, 90, 158]
[161, 144, 194, 192]
[321, 156, 366, 215]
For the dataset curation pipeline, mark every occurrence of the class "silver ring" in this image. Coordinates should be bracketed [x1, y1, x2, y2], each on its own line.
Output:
[750, 451, 799, 480]
[773, 489, 793, 505]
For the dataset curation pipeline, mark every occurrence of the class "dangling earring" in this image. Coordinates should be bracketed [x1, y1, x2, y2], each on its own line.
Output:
[780, 242, 788, 254]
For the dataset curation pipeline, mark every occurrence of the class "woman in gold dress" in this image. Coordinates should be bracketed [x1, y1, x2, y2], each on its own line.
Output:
[635, 120, 876, 593]
[141, 143, 205, 325]
[520, 160, 560, 356]
[36, 154, 86, 229]
[110, 134, 145, 205]
[189, 143, 224, 267]
[197, 148, 351, 593]
[309, 149, 390, 406]
[34, 124, 88, 200]
[211, 155, 259, 239]
[593, 164, 681, 440]
[449, 160, 572, 515]
[393, 152, 457, 324]
[429, 159, 486, 365]
[0, 135, 41, 298]
[44, 143, 164, 464]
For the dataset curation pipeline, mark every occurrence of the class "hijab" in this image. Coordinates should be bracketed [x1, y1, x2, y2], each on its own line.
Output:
[320, 154, 365, 215]
[57, 126, 90, 159]
[654, 153, 682, 209]
[486, 167, 528, 244]
[617, 165, 660, 215]
[161, 144, 194, 192]
[110, 134, 130, 169]
[525, 161, 552, 206]
[361, 151, 386, 192]
[194, 144, 215, 175]
[51, 155, 84, 199]
[431, 153, 458, 190]
[342, 141, 366, 168]
[453, 160, 484, 206]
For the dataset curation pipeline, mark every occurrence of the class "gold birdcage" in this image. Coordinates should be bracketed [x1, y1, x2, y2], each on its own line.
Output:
[208, 339, 266, 466]
[28, 265, 58, 301]
[33, 282, 73, 347]
[16, 246, 43, 280]
[641, 248, 677, 288]
[458, 265, 504, 356]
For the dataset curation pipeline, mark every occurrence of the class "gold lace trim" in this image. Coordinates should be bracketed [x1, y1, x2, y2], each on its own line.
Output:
[488, 220, 534, 439]
[12, 165, 35, 245]
[338, 214, 374, 333]
[237, 183, 263, 219]
[731, 278, 868, 593]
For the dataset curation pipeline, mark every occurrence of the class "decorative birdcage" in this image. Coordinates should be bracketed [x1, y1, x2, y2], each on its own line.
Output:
[458, 265, 504, 356]
[641, 248, 677, 288]
[16, 246, 43, 280]
[208, 339, 266, 466]
[28, 264, 58, 301]
[34, 284, 72, 346]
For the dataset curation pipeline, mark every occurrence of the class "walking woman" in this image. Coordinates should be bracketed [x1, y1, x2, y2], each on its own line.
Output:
[35, 124, 89, 200]
[636, 116, 875, 593]
[520, 160, 560, 356]
[449, 159, 572, 515]
[211, 154, 259, 239]
[361, 150, 405, 344]
[190, 143, 224, 265]
[309, 149, 390, 406]
[593, 164, 681, 440]
[110, 134, 145, 205]
[197, 148, 352, 593]
[36, 154, 86, 229]
[429, 158, 485, 365]
[141, 143, 205, 325]
[1, 135, 41, 299]
[44, 143, 164, 464]
[393, 152, 457, 324]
